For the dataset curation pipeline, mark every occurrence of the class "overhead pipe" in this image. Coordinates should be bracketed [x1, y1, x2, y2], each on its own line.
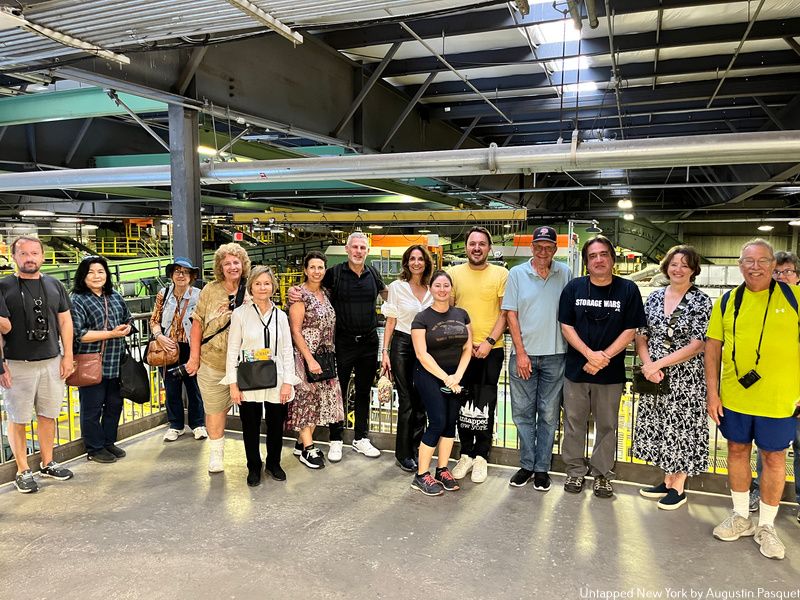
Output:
[0, 132, 798, 192]
[585, 0, 599, 29]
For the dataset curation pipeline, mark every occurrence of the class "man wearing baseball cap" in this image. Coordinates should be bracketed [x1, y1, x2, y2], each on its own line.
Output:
[502, 226, 571, 490]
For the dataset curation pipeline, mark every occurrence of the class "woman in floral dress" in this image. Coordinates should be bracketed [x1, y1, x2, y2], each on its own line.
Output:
[633, 245, 712, 510]
[288, 250, 344, 469]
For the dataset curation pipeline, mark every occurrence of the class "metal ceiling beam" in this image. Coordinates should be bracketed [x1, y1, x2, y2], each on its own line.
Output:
[0, 131, 797, 191]
[64, 118, 93, 166]
[319, 0, 731, 50]
[0, 88, 166, 126]
[380, 71, 437, 152]
[383, 18, 800, 78]
[785, 36, 800, 58]
[753, 97, 786, 130]
[231, 209, 527, 224]
[332, 41, 403, 138]
[721, 163, 800, 205]
[454, 117, 481, 150]
[174, 46, 208, 96]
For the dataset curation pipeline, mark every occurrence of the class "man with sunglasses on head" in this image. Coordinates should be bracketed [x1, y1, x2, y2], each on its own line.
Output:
[558, 235, 645, 498]
[0, 235, 75, 493]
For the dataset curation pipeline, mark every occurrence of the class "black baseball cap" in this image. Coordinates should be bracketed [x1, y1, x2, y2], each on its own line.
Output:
[532, 226, 557, 244]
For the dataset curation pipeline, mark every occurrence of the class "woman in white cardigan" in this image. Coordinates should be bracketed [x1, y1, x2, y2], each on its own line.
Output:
[224, 266, 299, 487]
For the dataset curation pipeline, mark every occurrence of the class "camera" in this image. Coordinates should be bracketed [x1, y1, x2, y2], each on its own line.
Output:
[738, 369, 761, 389]
[168, 364, 189, 378]
[27, 329, 49, 342]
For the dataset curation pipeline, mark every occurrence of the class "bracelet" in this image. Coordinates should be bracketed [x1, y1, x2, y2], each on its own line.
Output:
[382, 348, 390, 353]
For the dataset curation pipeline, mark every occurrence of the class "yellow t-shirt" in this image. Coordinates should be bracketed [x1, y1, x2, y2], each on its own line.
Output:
[448, 262, 508, 349]
[707, 284, 800, 418]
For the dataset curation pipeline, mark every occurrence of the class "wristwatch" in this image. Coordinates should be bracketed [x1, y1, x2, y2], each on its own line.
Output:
[485, 336, 496, 345]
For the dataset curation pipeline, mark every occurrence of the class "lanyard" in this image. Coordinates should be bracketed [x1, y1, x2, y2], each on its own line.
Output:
[731, 280, 774, 377]
[17, 275, 49, 336]
[245, 304, 276, 361]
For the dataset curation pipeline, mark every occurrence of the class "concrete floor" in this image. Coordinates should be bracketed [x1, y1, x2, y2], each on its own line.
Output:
[1, 428, 799, 600]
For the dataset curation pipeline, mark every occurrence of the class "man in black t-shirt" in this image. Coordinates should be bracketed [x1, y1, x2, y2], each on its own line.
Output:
[558, 236, 645, 498]
[0, 236, 75, 493]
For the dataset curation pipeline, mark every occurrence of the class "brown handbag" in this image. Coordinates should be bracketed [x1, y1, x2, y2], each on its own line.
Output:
[66, 296, 107, 388]
[146, 286, 186, 367]
[146, 336, 179, 367]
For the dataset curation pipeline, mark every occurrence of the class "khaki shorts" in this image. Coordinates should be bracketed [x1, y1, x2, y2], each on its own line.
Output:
[197, 363, 232, 415]
[3, 357, 66, 423]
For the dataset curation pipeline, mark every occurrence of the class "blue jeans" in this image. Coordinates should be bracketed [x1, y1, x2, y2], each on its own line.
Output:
[509, 353, 565, 473]
[163, 342, 204, 430]
[753, 422, 800, 504]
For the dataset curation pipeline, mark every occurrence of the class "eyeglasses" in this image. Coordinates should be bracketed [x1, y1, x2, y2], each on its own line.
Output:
[173, 268, 191, 276]
[532, 244, 557, 253]
[739, 258, 774, 267]
[773, 268, 797, 277]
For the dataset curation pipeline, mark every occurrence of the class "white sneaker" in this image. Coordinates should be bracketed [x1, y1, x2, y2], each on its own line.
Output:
[451, 455, 474, 480]
[208, 440, 224, 473]
[352, 438, 381, 458]
[193, 426, 208, 440]
[754, 524, 785, 560]
[328, 440, 344, 462]
[471, 456, 488, 483]
[163, 428, 184, 442]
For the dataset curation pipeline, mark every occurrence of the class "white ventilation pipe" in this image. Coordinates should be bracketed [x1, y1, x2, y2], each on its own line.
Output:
[0, 131, 797, 192]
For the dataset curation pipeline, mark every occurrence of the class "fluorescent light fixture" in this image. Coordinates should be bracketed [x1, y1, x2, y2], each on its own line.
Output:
[788, 220, 800, 227]
[56, 216, 81, 223]
[357, 208, 369, 213]
[757, 224, 774, 232]
[162, 219, 173, 224]
[609, 187, 631, 196]
[330, 229, 344, 234]
[223, 0, 303, 45]
[0, 6, 129, 64]
[600, 169, 625, 178]
[623, 213, 635, 221]
[419, 229, 431, 234]
[503, 224, 512, 228]
[617, 199, 633, 209]
[83, 224, 99, 230]
[367, 225, 383, 230]
[562, 81, 598, 94]
[20, 209, 55, 217]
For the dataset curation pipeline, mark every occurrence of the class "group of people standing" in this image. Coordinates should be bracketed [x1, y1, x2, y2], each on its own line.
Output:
[1, 231, 798, 563]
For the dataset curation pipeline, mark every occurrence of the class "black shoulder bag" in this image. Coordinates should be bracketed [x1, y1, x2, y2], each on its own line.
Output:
[236, 305, 278, 391]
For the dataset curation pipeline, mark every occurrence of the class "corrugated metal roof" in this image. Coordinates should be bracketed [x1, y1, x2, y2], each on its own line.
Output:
[0, 0, 474, 70]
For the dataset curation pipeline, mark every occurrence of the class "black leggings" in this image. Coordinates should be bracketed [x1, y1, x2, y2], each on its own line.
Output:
[239, 402, 287, 472]
[414, 364, 461, 448]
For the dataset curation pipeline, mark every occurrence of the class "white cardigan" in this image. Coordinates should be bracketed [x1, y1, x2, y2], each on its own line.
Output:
[221, 301, 300, 404]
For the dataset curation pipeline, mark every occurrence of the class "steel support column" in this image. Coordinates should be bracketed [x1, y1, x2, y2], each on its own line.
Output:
[168, 104, 202, 270]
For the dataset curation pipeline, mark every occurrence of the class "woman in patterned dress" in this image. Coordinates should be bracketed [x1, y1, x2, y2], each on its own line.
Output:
[633, 245, 712, 510]
[288, 250, 344, 469]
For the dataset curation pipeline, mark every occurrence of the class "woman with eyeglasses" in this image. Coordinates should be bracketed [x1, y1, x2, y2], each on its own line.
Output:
[186, 243, 250, 473]
[380, 245, 434, 472]
[633, 245, 712, 510]
[70, 256, 134, 463]
[149, 258, 205, 443]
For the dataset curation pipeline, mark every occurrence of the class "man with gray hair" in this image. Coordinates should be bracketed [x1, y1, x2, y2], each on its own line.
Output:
[289, 232, 387, 462]
[706, 239, 800, 560]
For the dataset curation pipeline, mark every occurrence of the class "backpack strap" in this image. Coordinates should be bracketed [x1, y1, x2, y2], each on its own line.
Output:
[776, 280, 799, 314]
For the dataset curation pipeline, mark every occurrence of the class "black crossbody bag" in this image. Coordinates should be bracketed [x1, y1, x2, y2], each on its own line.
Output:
[236, 305, 278, 391]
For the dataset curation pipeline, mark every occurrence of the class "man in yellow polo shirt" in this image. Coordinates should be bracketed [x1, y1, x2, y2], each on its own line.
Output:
[705, 239, 800, 561]
[447, 226, 508, 483]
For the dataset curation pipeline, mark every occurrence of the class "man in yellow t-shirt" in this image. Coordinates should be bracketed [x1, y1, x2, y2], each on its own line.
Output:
[447, 226, 508, 484]
[705, 239, 800, 561]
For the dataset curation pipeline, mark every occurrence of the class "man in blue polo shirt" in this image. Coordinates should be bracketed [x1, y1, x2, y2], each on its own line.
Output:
[503, 226, 571, 491]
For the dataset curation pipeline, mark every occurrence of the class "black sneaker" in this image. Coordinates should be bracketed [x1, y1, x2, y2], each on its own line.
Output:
[87, 448, 117, 463]
[39, 461, 74, 481]
[657, 488, 687, 510]
[300, 446, 325, 469]
[14, 470, 38, 493]
[564, 476, 584, 494]
[105, 444, 126, 459]
[509, 467, 533, 487]
[411, 472, 444, 496]
[435, 467, 460, 491]
[640, 482, 669, 499]
[247, 469, 261, 487]
[293, 440, 303, 457]
[593, 476, 614, 498]
[532, 472, 551, 492]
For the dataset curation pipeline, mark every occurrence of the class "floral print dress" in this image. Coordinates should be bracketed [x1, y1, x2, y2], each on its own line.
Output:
[286, 287, 344, 431]
[632, 286, 713, 476]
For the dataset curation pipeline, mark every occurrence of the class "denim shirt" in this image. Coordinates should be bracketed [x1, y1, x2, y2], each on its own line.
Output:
[158, 285, 200, 342]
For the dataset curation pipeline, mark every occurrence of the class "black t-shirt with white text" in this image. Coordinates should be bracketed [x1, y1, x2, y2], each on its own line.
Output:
[558, 275, 646, 384]
[411, 306, 470, 370]
[0, 274, 71, 361]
